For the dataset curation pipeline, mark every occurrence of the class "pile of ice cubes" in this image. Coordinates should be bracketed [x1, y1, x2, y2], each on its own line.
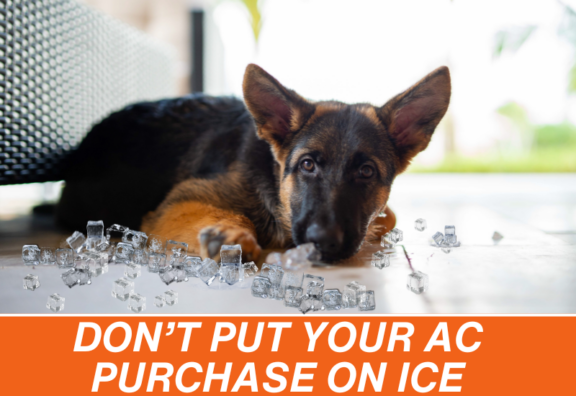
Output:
[21, 220, 194, 312]
[432, 225, 460, 254]
[250, 244, 375, 313]
[22, 220, 380, 314]
[22, 220, 113, 312]
[173, 243, 259, 288]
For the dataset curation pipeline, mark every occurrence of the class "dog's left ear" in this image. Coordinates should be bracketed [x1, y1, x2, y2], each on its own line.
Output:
[243, 64, 315, 153]
[378, 66, 451, 173]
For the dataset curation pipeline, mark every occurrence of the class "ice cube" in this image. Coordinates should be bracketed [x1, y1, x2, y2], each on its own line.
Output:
[260, 263, 284, 287]
[415, 218, 427, 232]
[86, 220, 104, 242]
[184, 256, 203, 277]
[444, 225, 456, 245]
[371, 251, 390, 269]
[89, 254, 108, 277]
[166, 240, 188, 264]
[77, 268, 92, 286]
[94, 238, 111, 252]
[492, 231, 504, 243]
[61, 269, 79, 288]
[123, 230, 148, 249]
[67, 231, 86, 252]
[154, 295, 165, 308]
[40, 247, 56, 265]
[296, 243, 322, 262]
[159, 266, 177, 285]
[54, 248, 73, 268]
[386, 228, 403, 244]
[242, 261, 258, 278]
[23, 274, 40, 291]
[164, 290, 178, 306]
[98, 249, 112, 267]
[303, 274, 325, 299]
[22, 245, 40, 265]
[282, 271, 304, 288]
[342, 281, 366, 309]
[74, 253, 88, 269]
[220, 244, 242, 266]
[106, 242, 117, 264]
[111, 278, 134, 301]
[114, 242, 134, 264]
[432, 232, 444, 246]
[441, 243, 451, 254]
[323, 288, 343, 310]
[82, 253, 107, 276]
[265, 252, 283, 265]
[299, 296, 325, 314]
[358, 290, 376, 311]
[132, 249, 149, 265]
[251, 276, 272, 298]
[219, 244, 242, 284]
[124, 263, 141, 279]
[283, 243, 320, 270]
[46, 293, 65, 312]
[284, 286, 303, 308]
[76, 252, 107, 276]
[270, 286, 285, 300]
[197, 258, 219, 286]
[147, 234, 166, 253]
[220, 265, 240, 286]
[148, 252, 166, 273]
[169, 254, 185, 268]
[128, 293, 146, 313]
[174, 266, 189, 283]
[106, 224, 128, 241]
[380, 236, 395, 250]
[407, 271, 429, 294]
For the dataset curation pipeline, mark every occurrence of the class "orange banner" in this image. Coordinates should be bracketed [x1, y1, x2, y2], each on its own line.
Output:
[0, 316, 574, 394]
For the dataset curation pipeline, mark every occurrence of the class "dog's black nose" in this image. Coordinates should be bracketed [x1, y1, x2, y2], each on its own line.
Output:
[305, 223, 344, 256]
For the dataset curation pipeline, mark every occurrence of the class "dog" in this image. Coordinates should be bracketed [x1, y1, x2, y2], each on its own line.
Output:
[56, 64, 450, 263]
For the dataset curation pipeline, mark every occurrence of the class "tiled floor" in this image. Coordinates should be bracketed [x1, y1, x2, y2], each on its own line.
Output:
[1, 174, 575, 314]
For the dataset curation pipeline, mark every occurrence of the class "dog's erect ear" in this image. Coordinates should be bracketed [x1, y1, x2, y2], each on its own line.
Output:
[243, 64, 315, 152]
[379, 66, 451, 173]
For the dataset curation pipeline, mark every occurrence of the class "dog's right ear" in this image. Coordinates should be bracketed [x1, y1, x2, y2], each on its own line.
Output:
[378, 66, 451, 174]
[243, 64, 315, 153]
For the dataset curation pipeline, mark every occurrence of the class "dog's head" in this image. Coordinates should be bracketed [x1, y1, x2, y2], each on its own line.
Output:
[243, 64, 450, 262]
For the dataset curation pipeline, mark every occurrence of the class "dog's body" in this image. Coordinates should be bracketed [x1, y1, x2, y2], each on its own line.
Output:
[57, 65, 450, 262]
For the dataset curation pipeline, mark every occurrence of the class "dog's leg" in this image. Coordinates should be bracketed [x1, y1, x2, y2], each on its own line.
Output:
[141, 201, 262, 262]
[365, 206, 397, 242]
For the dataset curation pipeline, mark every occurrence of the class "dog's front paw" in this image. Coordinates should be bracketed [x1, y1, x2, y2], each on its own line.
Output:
[199, 225, 262, 262]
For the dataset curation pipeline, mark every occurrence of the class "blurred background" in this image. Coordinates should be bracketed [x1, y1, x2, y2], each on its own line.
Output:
[1, 0, 576, 218]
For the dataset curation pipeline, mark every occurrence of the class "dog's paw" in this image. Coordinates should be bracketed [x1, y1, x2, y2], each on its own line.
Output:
[199, 225, 262, 262]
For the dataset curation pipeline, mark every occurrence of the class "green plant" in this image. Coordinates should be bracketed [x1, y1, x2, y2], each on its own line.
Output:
[239, 0, 263, 42]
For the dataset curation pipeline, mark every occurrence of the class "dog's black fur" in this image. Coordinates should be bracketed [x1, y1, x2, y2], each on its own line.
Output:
[57, 95, 257, 226]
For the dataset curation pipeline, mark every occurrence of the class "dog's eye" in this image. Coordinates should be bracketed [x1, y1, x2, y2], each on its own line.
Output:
[300, 159, 315, 173]
[359, 165, 374, 178]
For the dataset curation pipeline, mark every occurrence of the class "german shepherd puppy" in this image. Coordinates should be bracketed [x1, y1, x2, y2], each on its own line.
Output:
[56, 64, 450, 263]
